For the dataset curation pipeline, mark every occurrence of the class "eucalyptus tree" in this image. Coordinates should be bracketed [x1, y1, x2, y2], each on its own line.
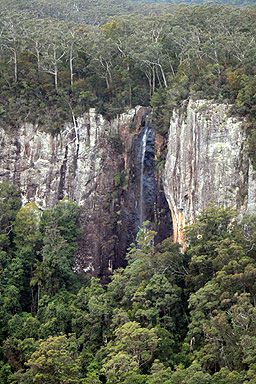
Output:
[86, 25, 118, 90]
[125, 16, 170, 95]
[25, 18, 49, 76]
[65, 23, 84, 88]
[39, 21, 67, 92]
[0, 11, 30, 82]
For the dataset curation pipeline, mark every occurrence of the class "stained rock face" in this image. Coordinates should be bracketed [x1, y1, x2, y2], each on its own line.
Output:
[0, 106, 172, 281]
[113, 115, 172, 267]
[0, 108, 139, 280]
[0, 109, 135, 209]
[4, 98, 251, 277]
[164, 99, 256, 245]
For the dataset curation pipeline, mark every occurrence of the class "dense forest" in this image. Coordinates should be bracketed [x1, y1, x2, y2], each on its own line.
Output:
[0, 185, 256, 383]
[1, 0, 256, 383]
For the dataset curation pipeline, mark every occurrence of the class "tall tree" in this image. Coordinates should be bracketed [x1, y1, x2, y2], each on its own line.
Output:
[102, 321, 159, 382]
[0, 12, 29, 82]
[12, 334, 83, 384]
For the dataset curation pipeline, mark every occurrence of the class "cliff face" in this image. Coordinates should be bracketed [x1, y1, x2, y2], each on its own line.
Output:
[2, 99, 254, 277]
[0, 108, 137, 280]
[0, 109, 135, 209]
[0, 106, 172, 281]
[164, 99, 256, 245]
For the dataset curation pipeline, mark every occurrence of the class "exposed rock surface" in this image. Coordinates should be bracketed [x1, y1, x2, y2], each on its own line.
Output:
[0, 108, 138, 280]
[0, 106, 172, 281]
[164, 99, 256, 245]
[2, 98, 252, 276]
[119, 120, 172, 254]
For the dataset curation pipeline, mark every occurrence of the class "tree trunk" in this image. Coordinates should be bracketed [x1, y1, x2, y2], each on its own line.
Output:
[14, 43, 17, 82]
[69, 42, 74, 88]
[54, 67, 58, 91]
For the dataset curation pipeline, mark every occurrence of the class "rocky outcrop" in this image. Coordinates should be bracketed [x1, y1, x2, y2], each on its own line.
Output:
[0, 109, 137, 209]
[164, 99, 256, 245]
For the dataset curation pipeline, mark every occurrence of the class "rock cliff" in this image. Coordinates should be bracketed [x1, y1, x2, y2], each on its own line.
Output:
[2, 99, 254, 276]
[164, 99, 256, 245]
[0, 106, 171, 281]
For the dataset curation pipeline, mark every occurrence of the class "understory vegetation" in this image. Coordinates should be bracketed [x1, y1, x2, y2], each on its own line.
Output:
[0, 182, 255, 383]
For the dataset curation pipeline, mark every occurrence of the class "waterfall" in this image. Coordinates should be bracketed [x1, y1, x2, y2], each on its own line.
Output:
[139, 126, 149, 227]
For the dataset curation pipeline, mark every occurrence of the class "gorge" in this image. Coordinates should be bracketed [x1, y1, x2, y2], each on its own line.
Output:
[2, 2, 256, 381]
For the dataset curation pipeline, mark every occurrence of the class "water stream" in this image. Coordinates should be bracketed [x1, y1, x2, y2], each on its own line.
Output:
[139, 126, 149, 227]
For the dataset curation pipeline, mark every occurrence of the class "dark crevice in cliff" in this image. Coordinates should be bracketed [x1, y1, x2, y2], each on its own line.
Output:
[155, 176, 173, 245]
[14, 137, 21, 187]
[142, 127, 157, 225]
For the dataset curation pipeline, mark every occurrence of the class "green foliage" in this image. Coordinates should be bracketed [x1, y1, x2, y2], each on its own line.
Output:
[0, 187, 255, 383]
[132, 274, 181, 331]
[184, 206, 256, 374]
[147, 359, 173, 384]
[9, 203, 42, 312]
[13, 203, 41, 250]
[12, 334, 83, 384]
[40, 198, 81, 249]
[108, 134, 124, 154]
[150, 88, 178, 136]
[102, 321, 159, 382]
[184, 204, 239, 291]
[37, 291, 74, 338]
[32, 198, 82, 296]
[0, 361, 12, 384]
[0, 182, 22, 250]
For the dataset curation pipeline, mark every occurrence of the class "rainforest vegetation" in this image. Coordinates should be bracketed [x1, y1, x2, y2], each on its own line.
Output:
[0, 184, 256, 383]
[1, 0, 256, 382]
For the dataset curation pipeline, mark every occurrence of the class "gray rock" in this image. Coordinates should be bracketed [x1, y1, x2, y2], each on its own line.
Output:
[164, 99, 256, 245]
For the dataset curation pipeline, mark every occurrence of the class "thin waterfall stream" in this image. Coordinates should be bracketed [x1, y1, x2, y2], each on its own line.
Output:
[139, 126, 149, 227]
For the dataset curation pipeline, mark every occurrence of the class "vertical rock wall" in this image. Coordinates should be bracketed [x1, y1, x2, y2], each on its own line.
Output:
[0, 106, 172, 281]
[2, 98, 255, 276]
[164, 99, 256, 245]
[0, 108, 138, 280]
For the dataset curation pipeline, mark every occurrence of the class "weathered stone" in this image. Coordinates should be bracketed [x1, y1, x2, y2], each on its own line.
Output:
[6, 99, 252, 277]
[0, 106, 172, 281]
[164, 99, 256, 246]
[0, 108, 140, 279]
[0, 111, 125, 207]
